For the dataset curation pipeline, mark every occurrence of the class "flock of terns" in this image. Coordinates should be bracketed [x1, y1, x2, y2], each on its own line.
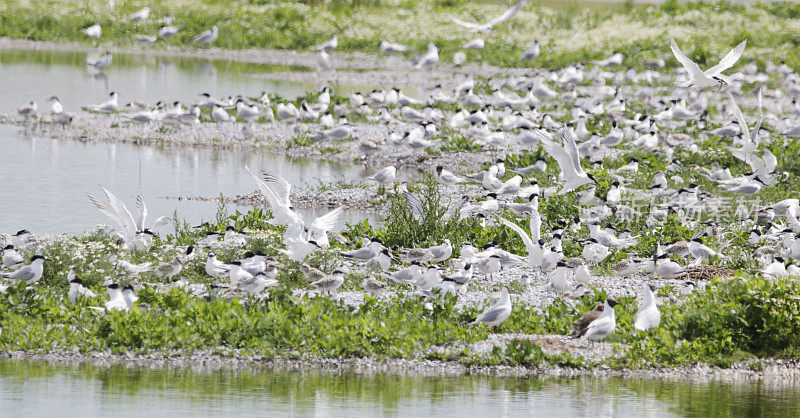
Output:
[6, 0, 800, 348]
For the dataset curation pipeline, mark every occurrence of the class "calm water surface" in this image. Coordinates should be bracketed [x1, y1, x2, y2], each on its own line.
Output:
[0, 125, 377, 235]
[0, 360, 798, 417]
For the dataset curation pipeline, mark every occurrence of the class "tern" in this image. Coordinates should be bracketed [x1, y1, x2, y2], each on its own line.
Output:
[104, 284, 129, 311]
[82, 23, 101, 39]
[115, 260, 152, 275]
[68, 275, 97, 304]
[670, 38, 746, 88]
[366, 166, 397, 185]
[540, 126, 598, 194]
[134, 34, 157, 44]
[315, 35, 338, 52]
[634, 283, 661, 331]
[86, 52, 112, 70]
[469, 286, 512, 332]
[520, 40, 539, 61]
[445, 0, 527, 33]
[89, 91, 119, 113]
[2, 255, 46, 284]
[379, 40, 408, 54]
[211, 105, 231, 122]
[436, 166, 465, 185]
[311, 269, 346, 295]
[413, 42, 439, 70]
[363, 276, 389, 297]
[499, 217, 542, 271]
[2, 245, 24, 268]
[155, 257, 183, 280]
[159, 25, 183, 39]
[193, 26, 218, 43]
[205, 253, 230, 279]
[129, 7, 150, 21]
[17, 101, 38, 118]
[88, 187, 169, 251]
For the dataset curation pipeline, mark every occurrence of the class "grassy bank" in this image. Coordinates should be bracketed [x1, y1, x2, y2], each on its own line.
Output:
[1, 0, 800, 70]
[0, 191, 796, 370]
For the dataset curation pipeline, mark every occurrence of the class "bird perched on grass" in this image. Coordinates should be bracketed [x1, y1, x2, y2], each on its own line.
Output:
[2, 255, 46, 285]
[469, 286, 512, 332]
[583, 299, 619, 342]
[571, 302, 604, 338]
[634, 283, 661, 332]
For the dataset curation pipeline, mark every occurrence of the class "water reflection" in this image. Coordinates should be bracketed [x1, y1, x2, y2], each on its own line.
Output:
[0, 125, 375, 235]
[1, 359, 799, 417]
[0, 48, 312, 115]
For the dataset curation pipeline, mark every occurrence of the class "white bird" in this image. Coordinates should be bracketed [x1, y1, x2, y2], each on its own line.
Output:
[499, 217, 542, 271]
[470, 286, 512, 331]
[205, 254, 230, 279]
[1, 255, 45, 284]
[115, 260, 152, 275]
[317, 50, 332, 71]
[445, 0, 527, 33]
[366, 166, 397, 185]
[134, 34, 157, 44]
[520, 40, 539, 61]
[436, 166, 465, 185]
[86, 52, 112, 70]
[129, 6, 150, 21]
[211, 106, 231, 122]
[2, 245, 24, 268]
[655, 254, 686, 279]
[379, 40, 408, 53]
[17, 101, 38, 118]
[414, 42, 439, 70]
[245, 166, 302, 226]
[463, 38, 485, 50]
[82, 23, 102, 39]
[315, 35, 338, 52]
[89, 91, 119, 112]
[122, 285, 138, 309]
[193, 26, 218, 44]
[87, 187, 168, 251]
[726, 91, 763, 164]
[104, 284, 129, 311]
[158, 25, 182, 39]
[584, 299, 618, 341]
[670, 38, 746, 88]
[68, 275, 97, 304]
[540, 126, 597, 194]
[236, 100, 261, 122]
[634, 283, 661, 332]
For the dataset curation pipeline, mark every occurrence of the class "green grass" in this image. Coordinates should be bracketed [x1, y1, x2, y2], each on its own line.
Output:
[2, 0, 800, 70]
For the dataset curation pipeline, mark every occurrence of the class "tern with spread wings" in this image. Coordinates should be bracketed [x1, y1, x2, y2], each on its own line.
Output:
[539, 127, 597, 194]
[445, 0, 527, 33]
[670, 38, 747, 88]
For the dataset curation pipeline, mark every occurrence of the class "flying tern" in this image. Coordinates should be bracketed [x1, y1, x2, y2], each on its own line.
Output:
[444, 0, 527, 33]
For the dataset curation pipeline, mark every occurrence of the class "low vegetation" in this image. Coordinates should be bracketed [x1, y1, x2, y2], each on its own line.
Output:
[2, 0, 800, 70]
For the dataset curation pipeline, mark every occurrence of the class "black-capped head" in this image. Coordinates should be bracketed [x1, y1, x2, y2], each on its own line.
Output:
[107, 283, 120, 289]
[606, 298, 619, 308]
[123, 284, 135, 291]
[31, 255, 46, 262]
[70, 278, 83, 285]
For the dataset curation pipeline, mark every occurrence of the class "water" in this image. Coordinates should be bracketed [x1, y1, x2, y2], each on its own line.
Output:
[0, 125, 377, 235]
[0, 359, 798, 417]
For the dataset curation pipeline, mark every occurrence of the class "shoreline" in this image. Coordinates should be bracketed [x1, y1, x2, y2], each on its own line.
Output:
[0, 37, 520, 89]
[5, 349, 800, 385]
